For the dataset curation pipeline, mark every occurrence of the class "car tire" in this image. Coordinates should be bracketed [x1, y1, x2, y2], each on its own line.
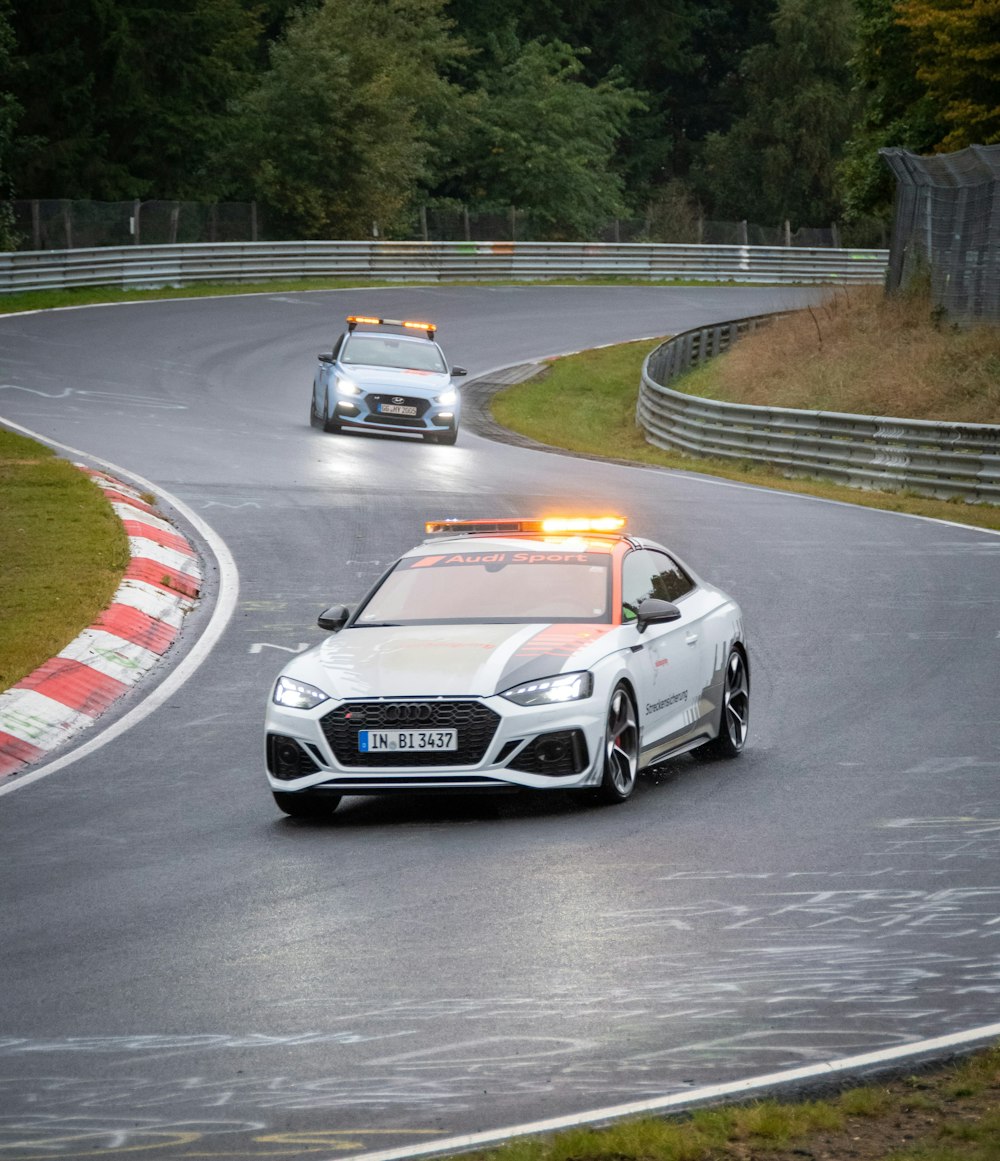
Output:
[594, 684, 639, 804]
[434, 426, 458, 445]
[273, 790, 342, 820]
[321, 392, 341, 434]
[703, 647, 749, 758]
[309, 389, 322, 428]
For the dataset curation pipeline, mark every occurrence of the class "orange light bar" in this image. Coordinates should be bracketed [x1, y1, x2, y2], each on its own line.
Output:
[541, 516, 626, 534]
[346, 314, 437, 337]
[425, 516, 627, 536]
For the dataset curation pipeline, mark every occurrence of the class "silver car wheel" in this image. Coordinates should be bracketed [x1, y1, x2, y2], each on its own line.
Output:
[596, 685, 639, 803]
[706, 648, 749, 758]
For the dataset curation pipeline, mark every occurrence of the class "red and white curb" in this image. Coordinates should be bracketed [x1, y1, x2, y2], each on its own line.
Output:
[0, 467, 201, 779]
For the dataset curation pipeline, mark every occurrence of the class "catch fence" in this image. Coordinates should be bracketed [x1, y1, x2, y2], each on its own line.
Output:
[881, 144, 1000, 324]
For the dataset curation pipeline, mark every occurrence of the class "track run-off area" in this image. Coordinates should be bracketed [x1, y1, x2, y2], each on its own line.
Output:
[1, 285, 999, 1161]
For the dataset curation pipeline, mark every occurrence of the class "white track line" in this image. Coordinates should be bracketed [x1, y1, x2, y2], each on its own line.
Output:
[337, 1022, 1000, 1161]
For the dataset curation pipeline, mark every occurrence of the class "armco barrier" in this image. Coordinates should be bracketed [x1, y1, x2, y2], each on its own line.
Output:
[637, 316, 1000, 504]
[0, 240, 888, 294]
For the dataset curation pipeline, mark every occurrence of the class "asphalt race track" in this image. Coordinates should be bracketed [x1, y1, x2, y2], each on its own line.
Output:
[2, 285, 999, 1161]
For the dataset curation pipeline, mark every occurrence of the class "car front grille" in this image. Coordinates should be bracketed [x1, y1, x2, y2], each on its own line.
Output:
[365, 394, 430, 426]
[320, 700, 501, 767]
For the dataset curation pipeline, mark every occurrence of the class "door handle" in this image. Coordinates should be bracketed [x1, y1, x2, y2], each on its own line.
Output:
[685, 633, 699, 646]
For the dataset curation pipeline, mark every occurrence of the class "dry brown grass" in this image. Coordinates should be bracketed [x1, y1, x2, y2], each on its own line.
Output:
[694, 285, 1000, 424]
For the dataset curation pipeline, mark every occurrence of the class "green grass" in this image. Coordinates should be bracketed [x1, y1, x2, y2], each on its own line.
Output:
[456, 1045, 1000, 1161]
[0, 429, 129, 689]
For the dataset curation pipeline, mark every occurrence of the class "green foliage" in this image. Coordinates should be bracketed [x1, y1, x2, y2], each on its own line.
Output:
[6, 0, 262, 200]
[445, 1, 777, 194]
[460, 38, 641, 237]
[0, 0, 20, 247]
[895, 0, 1000, 150]
[228, 0, 465, 238]
[837, 0, 942, 222]
[692, 0, 860, 226]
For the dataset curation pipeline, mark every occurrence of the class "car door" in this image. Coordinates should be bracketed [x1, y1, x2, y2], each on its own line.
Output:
[621, 547, 703, 760]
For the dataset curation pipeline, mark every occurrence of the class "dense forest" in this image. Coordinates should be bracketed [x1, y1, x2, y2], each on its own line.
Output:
[0, 0, 997, 246]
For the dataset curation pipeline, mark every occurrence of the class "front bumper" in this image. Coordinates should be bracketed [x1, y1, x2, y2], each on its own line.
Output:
[332, 391, 460, 437]
[265, 694, 607, 794]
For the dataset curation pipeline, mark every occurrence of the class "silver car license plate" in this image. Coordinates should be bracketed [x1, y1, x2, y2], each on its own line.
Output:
[359, 729, 458, 752]
[379, 403, 417, 416]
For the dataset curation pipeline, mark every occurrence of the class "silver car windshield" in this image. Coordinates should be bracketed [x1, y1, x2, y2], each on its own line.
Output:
[342, 335, 447, 373]
[355, 552, 613, 624]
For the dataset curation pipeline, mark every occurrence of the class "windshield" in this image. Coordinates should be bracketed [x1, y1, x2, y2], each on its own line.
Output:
[342, 334, 447, 373]
[354, 551, 612, 624]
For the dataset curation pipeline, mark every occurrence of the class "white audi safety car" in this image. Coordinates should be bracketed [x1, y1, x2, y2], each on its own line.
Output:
[265, 517, 749, 819]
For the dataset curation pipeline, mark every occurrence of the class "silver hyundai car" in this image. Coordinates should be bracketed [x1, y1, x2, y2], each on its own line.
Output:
[310, 315, 466, 444]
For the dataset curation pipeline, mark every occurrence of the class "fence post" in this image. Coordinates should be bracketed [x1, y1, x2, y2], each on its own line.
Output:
[169, 203, 180, 245]
[420, 204, 429, 242]
[463, 205, 470, 242]
[784, 220, 791, 247]
[739, 220, 748, 246]
[831, 221, 841, 249]
[62, 200, 73, 249]
[132, 199, 140, 244]
[251, 201, 258, 242]
[31, 200, 40, 250]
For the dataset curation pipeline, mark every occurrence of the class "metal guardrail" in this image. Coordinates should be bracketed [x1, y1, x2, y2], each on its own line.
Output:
[0, 240, 889, 294]
[637, 316, 1000, 504]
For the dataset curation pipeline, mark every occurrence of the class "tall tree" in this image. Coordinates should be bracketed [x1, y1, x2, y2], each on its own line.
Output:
[895, 0, 1000, 149]
[0, 0, 19, 246]
[228, 0, 465, 238]
[692, 0, 859, 226]
[458, 37, 641, 237]
[445, 1, 776, 197]
[8, 0, 262, 199]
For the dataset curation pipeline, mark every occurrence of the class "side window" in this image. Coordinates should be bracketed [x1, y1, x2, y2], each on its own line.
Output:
[621, 549, 694, 619]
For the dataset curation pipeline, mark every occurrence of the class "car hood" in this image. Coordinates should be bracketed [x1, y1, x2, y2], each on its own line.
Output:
[287, 623, 620, 700]
[346, 365, 452, 393]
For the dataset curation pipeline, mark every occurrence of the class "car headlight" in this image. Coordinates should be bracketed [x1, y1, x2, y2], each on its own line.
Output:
[273, 676, 329, 710]
[335, 374, 361, 396]
[436, 389, 458, 405]
[501, 671, 594, 706]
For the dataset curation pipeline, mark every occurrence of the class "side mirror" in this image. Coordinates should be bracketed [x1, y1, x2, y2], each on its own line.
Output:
[450, 366, 468, 377]
[635, 598, 681, 634]
[317, 604, 350, 632]
[318, 353, 335, 364]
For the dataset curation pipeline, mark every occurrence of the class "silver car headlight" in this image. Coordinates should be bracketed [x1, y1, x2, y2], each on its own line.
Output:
[335, 374, 361, 396]
[273, 676, 329, 710]
[500, 671, 594, 706]
[436, 389, 458, 405]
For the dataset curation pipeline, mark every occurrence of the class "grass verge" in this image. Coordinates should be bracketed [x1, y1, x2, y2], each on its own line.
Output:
[465, 1045, 1000, 1161]
[0, 428, 129, 689]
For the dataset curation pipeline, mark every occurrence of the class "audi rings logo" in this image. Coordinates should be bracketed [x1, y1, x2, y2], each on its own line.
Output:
[383, 703, 434, 723]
